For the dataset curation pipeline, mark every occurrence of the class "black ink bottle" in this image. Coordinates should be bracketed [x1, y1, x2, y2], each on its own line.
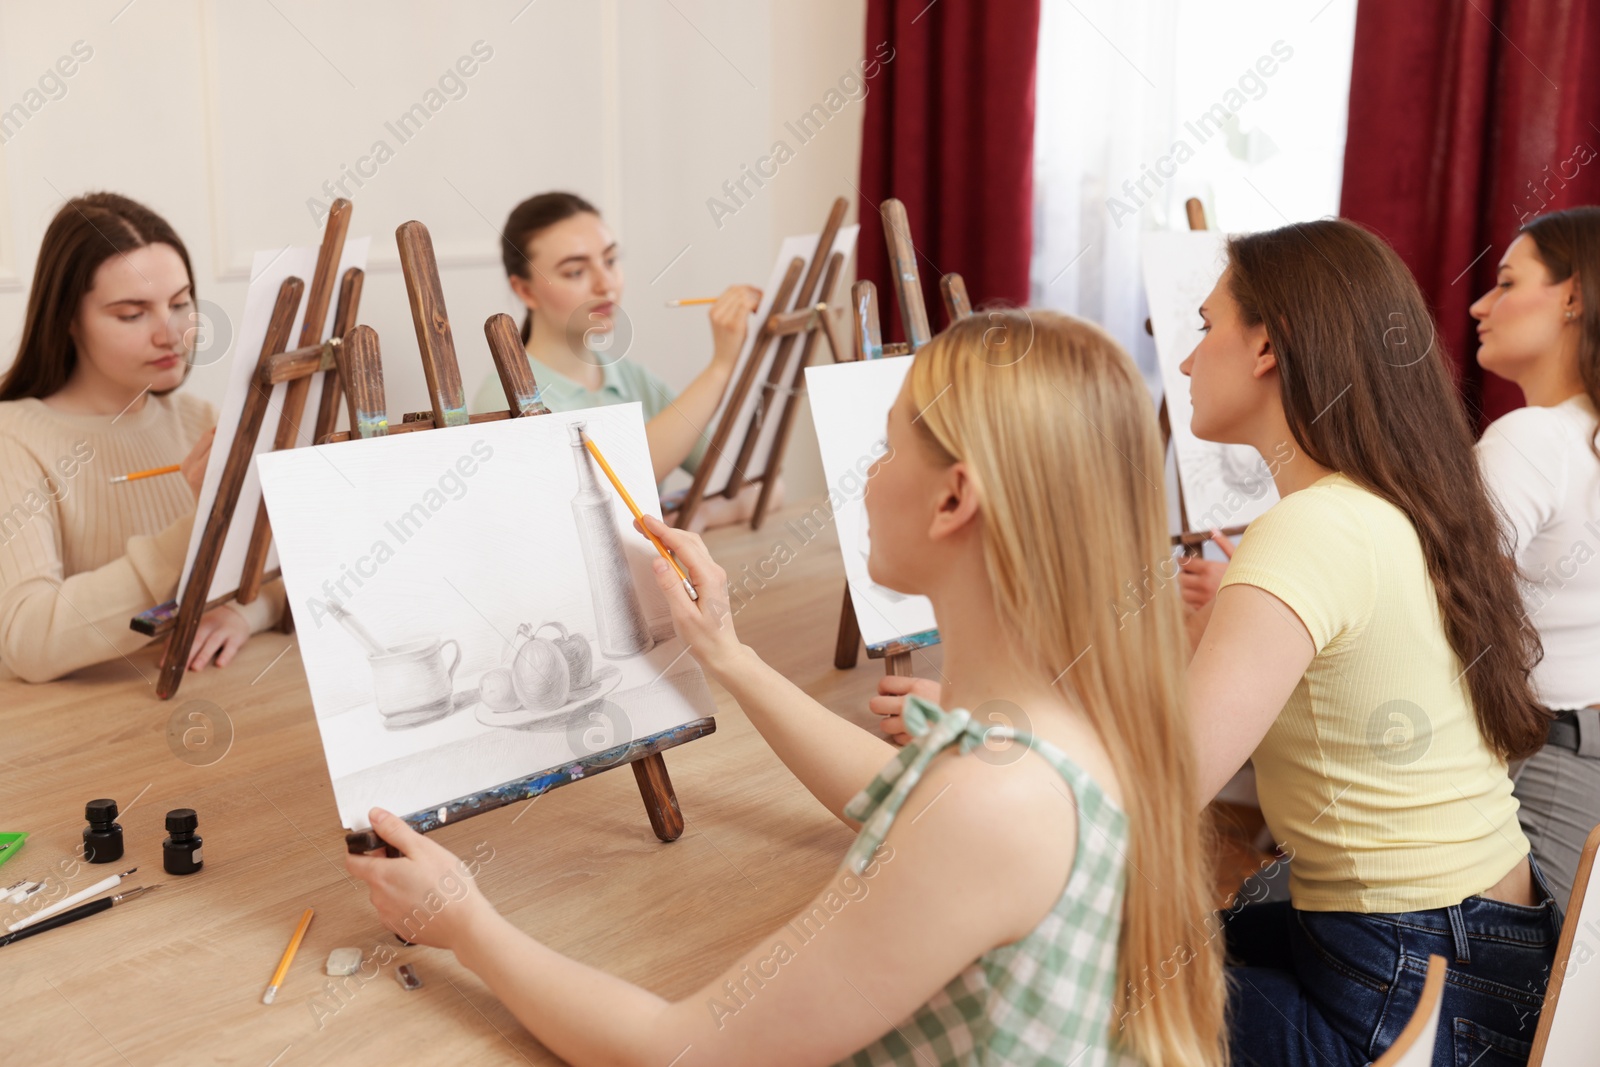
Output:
[83, 799, 124, 864]
[163, 808, 203, 875]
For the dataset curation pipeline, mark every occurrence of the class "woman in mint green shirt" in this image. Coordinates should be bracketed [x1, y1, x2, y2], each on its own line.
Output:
[471, 192, 760, 506]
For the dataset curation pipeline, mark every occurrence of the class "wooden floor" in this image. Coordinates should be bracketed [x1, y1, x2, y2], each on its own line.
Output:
[0, 499, 946, 1066]
[0, 497, 1262, 1065]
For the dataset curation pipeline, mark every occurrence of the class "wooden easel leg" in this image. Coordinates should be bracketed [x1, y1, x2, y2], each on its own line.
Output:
[885, 651, 911, 676]
[157, 278, 304, 700]
[834, 583, 861, 669]
[631, 753, 685, 842]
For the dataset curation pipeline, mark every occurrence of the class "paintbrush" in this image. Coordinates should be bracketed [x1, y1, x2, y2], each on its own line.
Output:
[325, 600, 390, 657]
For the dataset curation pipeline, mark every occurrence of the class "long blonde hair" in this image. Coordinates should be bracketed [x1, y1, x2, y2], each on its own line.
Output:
[907, 310, 1227, 1067]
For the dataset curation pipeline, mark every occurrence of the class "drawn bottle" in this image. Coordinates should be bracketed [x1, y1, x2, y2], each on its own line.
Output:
[569, 421, 654, 658]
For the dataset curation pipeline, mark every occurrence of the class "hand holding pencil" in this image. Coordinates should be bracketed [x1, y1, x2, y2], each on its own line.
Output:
[580, 431, 698, 601]
[634, 512, 747, 678]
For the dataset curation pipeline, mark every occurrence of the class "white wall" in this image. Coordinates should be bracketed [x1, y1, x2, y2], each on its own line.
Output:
[0, 0, 869, 499]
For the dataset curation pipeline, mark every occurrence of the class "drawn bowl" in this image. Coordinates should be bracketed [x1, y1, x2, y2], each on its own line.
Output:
[473, 664, 623, 729]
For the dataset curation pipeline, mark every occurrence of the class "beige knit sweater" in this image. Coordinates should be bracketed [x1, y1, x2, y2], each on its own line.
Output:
[0, 392, 285, 682]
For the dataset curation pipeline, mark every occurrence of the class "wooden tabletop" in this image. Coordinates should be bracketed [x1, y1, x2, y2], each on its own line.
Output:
[1, 499, 940, 1066]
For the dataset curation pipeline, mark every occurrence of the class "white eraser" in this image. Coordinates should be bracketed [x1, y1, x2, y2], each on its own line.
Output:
[326, 947, 362, 976]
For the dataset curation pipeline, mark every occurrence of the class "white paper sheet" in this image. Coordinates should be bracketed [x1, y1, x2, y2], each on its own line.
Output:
[804, 356, 939, 650]
[1140, 230, 1279, 532]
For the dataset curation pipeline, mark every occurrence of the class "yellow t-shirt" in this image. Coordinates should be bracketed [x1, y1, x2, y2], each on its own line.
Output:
[1220, 472, 1528, 913]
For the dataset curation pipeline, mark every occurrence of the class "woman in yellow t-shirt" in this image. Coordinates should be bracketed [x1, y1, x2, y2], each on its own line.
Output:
[1178, 219, 1559, 1067]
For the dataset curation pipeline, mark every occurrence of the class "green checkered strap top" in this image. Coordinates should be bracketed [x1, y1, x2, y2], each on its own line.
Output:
[837, 696, 1137, 1067]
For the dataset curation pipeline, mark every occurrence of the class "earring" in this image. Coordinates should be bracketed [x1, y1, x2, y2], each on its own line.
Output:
[1567, 310, 1576, 321]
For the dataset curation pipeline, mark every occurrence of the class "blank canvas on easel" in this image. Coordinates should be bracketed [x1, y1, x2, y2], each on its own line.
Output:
[696, 225, 859, 497]
[256, 401, 714, 829]
[805, 355, 937, 650]
[176, 239, 370, 605]
[1140, 229, 1279, 532]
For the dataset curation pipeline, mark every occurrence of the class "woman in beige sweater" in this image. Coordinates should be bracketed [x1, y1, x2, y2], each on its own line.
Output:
[0, 192, 283, 683]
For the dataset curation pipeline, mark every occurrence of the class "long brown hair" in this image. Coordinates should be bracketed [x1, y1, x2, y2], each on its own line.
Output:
[1226, 220, 1545, 760]
[500, 191, 599, 344]
[0, 192, 195, 402]
[908, 311, 1226, 1067]
[1520, 205, 1600, 457]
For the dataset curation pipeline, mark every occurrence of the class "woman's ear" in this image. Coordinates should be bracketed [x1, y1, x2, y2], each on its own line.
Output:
[508, 273, 538, 313]
[928, 461, 981, 542]
[1250, 328, 1278, 380]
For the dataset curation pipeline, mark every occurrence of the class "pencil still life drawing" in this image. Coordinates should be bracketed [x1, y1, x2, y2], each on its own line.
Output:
[1141, 228, 1280, 531]
[256, 403, 714, 830]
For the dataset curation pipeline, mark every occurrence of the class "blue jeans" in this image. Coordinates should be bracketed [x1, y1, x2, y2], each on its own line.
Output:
[1224, 860, 1563, 1067]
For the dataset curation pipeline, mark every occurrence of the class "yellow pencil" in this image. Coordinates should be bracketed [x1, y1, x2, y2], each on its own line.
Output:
[110, 463, 181, 484]
[663, 297, 717, 307]
[581, 433, 699, 602]
[262, 907, 314, 1005]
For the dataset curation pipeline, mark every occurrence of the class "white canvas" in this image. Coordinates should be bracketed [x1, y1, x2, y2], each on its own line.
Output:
[1140, 229, 1280, 532]
[805, 356, 939, 650]
[699, 225, 860, 496]
[256, 402, 715, 829]
[177, 239, 371, 603]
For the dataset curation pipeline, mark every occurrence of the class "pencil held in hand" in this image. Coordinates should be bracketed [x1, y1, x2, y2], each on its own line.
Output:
[579, 432, 699, 601]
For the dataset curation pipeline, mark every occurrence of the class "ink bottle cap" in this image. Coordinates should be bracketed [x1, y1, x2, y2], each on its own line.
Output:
[162, 807, 203, 876]
[83, 798, 124, 864]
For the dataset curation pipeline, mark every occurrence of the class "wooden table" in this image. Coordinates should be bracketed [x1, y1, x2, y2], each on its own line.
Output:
[1, 500, 941, 1066]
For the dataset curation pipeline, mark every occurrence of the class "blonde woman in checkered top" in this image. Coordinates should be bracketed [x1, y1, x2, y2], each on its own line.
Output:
[346, 311, 1228, 1066]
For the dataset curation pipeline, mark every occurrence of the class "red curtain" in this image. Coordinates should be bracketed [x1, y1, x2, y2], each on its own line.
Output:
[1339, 0, 1600, 426]
[857, 0, 1041, 342]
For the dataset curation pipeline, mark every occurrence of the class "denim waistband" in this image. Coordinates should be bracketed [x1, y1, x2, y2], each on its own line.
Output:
[1354, 856, 1563, 962]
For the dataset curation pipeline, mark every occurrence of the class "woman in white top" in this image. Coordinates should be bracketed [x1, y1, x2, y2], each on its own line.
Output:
[1471, 204, 1600, 905]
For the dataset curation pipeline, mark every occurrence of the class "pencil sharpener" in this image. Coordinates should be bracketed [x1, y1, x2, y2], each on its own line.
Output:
[395, 963, 423, 991]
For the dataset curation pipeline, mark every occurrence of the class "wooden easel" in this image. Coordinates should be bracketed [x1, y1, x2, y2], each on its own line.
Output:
[1152, 198, 1246, 557]
[832, 198, 972, 675]
[135, 199, 365, 700]
[326, 219, 711, 846]
[673, 197, 852, 532]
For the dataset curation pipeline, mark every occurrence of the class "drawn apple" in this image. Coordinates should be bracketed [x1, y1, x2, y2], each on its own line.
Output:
[480, 666, 520, 713]
[510, 624, 569, 711]
[536, 621, 593, 689]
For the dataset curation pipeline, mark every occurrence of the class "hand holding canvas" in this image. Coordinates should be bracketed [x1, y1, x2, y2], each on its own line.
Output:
[346, 807, 495, 951]
[869, 674, 939, 747]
